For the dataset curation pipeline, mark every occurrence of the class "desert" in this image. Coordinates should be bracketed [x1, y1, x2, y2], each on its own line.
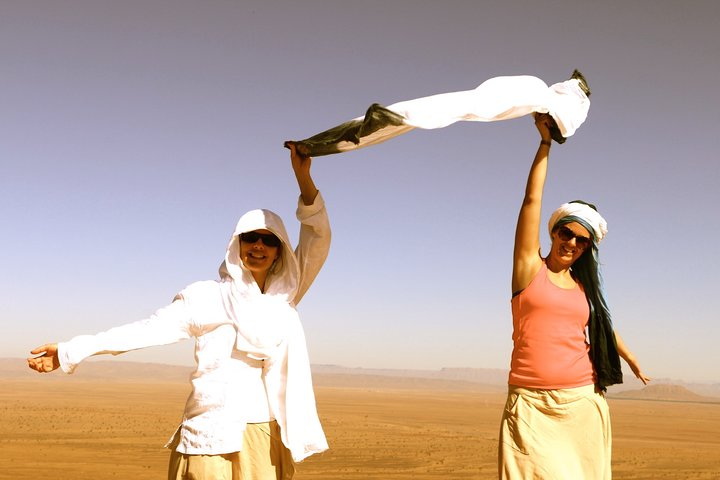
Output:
[1, 359, 718, 479]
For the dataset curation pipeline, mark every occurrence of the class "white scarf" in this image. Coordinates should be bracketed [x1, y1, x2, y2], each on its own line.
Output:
[286, 73, 590, 156]
[220, 209, 328, 462]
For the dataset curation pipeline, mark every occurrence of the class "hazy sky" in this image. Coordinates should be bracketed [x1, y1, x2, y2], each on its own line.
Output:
[3, 1, 718, 383]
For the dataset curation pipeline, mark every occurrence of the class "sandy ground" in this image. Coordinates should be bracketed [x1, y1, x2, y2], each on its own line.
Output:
[2, 374, 719, 479]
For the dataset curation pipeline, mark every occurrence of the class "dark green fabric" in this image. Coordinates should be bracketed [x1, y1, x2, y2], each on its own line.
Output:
[548, 119, 567, 144]
[571, 69, 591, 97]
[588, 306, 624, 390]
[284, 103, 406, 157]
[558, 214, 621, 391]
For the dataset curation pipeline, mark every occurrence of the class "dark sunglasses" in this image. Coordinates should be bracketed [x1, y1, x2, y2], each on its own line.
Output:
[556, 225, 591, 249]
[240, 231, 281, 247]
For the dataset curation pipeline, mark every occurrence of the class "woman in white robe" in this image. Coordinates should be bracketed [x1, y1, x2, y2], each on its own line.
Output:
[27, 144, 330, 480]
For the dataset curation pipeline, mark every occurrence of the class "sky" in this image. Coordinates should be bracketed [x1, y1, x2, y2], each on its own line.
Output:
[2, 0, 719, 383]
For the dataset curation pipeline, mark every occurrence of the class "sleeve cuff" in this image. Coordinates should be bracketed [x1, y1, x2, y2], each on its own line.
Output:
[296, 191, 325, 220]
[57, 342, 77, 374]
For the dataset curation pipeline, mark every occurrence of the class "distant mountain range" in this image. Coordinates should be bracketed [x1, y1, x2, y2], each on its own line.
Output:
[610, 384, 718, 403]
[5, 358, 719, 401]
[311, 364, 720, 401]
[312, 364, 509, 387]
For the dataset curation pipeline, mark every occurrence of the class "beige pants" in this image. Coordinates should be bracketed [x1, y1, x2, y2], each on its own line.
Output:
[168, 421, 295, 480]
[499, 384, 612, 480]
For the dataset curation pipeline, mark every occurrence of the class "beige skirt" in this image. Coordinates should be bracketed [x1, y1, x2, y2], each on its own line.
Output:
[167, 421, 295, 480]
[499, 384, 611, 480]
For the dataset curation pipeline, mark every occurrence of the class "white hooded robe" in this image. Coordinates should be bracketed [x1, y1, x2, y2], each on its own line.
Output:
[57, 193, 331, 462]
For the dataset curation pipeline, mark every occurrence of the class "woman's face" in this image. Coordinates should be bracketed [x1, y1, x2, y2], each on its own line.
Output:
[239, 229, 281, 275]
[549, 221, 591, 266]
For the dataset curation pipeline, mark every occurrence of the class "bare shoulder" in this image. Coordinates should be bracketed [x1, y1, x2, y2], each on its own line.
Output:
[512, 251, 543, 294]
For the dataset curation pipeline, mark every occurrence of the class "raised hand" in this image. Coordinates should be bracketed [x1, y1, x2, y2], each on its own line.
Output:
[287, 142, 318, 206]
[533, 112, 553, 143]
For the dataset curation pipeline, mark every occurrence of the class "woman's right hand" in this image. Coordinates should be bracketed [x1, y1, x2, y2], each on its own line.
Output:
[27, 343, 60, 373]
[534, 112, 553, 143]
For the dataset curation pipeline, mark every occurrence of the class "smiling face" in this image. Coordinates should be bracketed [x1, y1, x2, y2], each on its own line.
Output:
[239, 228, 281, 278]
[549, 221, 592, 267]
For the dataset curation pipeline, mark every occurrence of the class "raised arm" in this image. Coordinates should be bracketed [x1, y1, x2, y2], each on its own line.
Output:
[288, 143, 318, 206]
[512, 114, 554, 293]
[614, 331, 651, 384]
[286, 144, 330, 304]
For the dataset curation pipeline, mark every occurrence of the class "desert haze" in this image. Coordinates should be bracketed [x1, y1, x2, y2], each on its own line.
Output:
[1, 359, 718, 479]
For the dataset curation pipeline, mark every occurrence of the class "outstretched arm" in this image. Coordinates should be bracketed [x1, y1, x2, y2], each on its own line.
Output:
[26, 299, 193, 375]
[615, 331, 650, 384]
[512, 114, 554, 294]
[288, 143, 318, 206]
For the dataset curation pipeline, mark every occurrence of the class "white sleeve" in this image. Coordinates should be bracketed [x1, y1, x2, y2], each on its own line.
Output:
[57, 298, 193, 374]
[293, 191, 331, 305]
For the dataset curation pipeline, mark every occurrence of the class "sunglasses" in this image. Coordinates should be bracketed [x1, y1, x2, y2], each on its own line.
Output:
[240, 231, 281, 247]
[556, 226, 592, 249]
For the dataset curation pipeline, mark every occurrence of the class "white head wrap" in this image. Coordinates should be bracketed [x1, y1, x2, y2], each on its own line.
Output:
[548, 202, 608, 243]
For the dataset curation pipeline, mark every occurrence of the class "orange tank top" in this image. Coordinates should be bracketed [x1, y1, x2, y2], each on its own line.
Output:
[508, 262, 595, 389]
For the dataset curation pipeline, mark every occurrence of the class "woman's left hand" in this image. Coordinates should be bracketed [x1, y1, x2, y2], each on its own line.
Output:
[287, 143, 318, 206]
[628, 360, 651, 385]
[614, 331, 651, 385]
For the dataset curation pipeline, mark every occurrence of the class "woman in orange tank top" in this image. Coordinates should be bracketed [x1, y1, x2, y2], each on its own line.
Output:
[499, 111, 650, 480]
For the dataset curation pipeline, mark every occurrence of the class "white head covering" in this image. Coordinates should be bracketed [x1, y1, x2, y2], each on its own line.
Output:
[220, 208, 300, 299]
[548, 202, 608, 243]
[216, 209, 302, 357]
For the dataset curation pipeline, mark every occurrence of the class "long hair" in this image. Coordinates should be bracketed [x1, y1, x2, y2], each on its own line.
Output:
[553, 208, 623, 389]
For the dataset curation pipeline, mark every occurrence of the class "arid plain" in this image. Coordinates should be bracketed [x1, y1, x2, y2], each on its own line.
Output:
[2, 360, 718, 480]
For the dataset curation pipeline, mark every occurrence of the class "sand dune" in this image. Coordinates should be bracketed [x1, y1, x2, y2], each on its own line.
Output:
[3, 359, 720, 479]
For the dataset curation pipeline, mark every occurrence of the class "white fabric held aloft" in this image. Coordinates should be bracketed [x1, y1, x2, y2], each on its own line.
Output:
[386, 75, 590, 137]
